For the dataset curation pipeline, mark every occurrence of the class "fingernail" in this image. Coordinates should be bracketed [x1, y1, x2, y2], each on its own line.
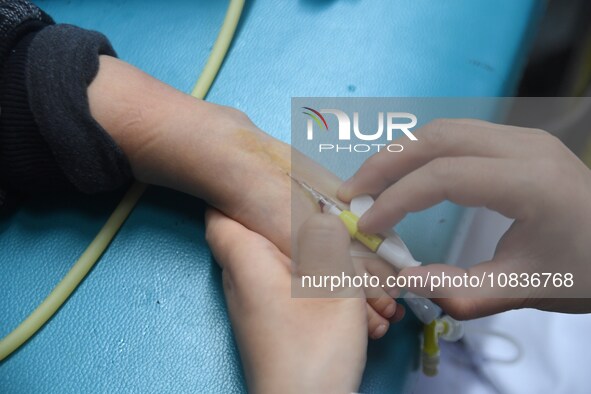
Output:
[338, 179, 354, 199]
[390, 304, 406, 323]
[373, 323, 388, 339]
[357, 210, 373, 232]
[383, 303, 395, 318]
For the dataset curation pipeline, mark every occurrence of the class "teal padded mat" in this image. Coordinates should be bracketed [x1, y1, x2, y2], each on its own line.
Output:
[1, 1, 543, 392]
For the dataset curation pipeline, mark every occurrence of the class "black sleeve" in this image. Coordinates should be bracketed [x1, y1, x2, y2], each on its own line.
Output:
[0, 1, 133, 206]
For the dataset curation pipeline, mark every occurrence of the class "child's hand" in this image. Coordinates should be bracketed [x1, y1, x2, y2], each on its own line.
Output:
[339, 119, 591, 318]
[89, 55, 399, 337]
[206, 210, 367, 394]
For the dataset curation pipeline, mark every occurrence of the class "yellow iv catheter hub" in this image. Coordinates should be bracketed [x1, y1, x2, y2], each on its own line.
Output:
[291, 177, 421, 270]
[290, 175, 441, 323]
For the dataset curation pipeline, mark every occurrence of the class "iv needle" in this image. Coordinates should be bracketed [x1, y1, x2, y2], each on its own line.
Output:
[287, 173, 338, 208]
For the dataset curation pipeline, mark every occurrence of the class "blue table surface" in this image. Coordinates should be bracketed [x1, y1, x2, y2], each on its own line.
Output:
[1, 1, 543, 393]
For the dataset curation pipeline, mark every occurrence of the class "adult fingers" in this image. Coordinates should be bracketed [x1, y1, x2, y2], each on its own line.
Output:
[295, 214, 359, 297]
[339, 119, 546, 200]
[357, 156, 532, 234]
[205, 208, 289, 282]
[399, 261, 527, 320]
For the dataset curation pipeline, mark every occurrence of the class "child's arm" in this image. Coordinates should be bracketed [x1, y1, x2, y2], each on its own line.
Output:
[0, 0, 324, 256]
[88, 55, 327, 257]
[0, 2, 397, 337]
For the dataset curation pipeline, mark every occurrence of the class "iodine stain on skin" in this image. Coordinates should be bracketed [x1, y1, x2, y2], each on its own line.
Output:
[231, 128, 344, 216]
[232, 128, 292, 174]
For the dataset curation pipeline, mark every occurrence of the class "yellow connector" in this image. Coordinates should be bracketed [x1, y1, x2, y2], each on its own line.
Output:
[337, 210, 384, 252]
[421, 316, 464, 376]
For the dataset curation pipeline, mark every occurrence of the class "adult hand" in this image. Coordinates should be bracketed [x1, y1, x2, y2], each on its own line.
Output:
[206, 210, 368, 394]
[339, 119, 591, 319]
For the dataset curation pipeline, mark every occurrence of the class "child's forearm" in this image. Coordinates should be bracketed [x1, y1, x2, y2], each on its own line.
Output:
[88, 55, 340, 255]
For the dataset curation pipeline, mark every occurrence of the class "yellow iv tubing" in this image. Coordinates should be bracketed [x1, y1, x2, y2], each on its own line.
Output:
[0, 0, 245, 362]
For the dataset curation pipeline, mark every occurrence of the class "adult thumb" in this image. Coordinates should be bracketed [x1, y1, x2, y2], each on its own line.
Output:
[399, 262, 524, 320]
[293, 214, 359, 297]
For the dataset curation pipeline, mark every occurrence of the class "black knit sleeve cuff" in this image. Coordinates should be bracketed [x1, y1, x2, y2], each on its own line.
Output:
[23, 24, 133, 194]
[0, 29, 73, 195]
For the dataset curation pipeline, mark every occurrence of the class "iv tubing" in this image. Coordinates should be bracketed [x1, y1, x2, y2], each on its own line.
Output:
[192, 0, 244, 98]
[0, 0, 245, 362]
